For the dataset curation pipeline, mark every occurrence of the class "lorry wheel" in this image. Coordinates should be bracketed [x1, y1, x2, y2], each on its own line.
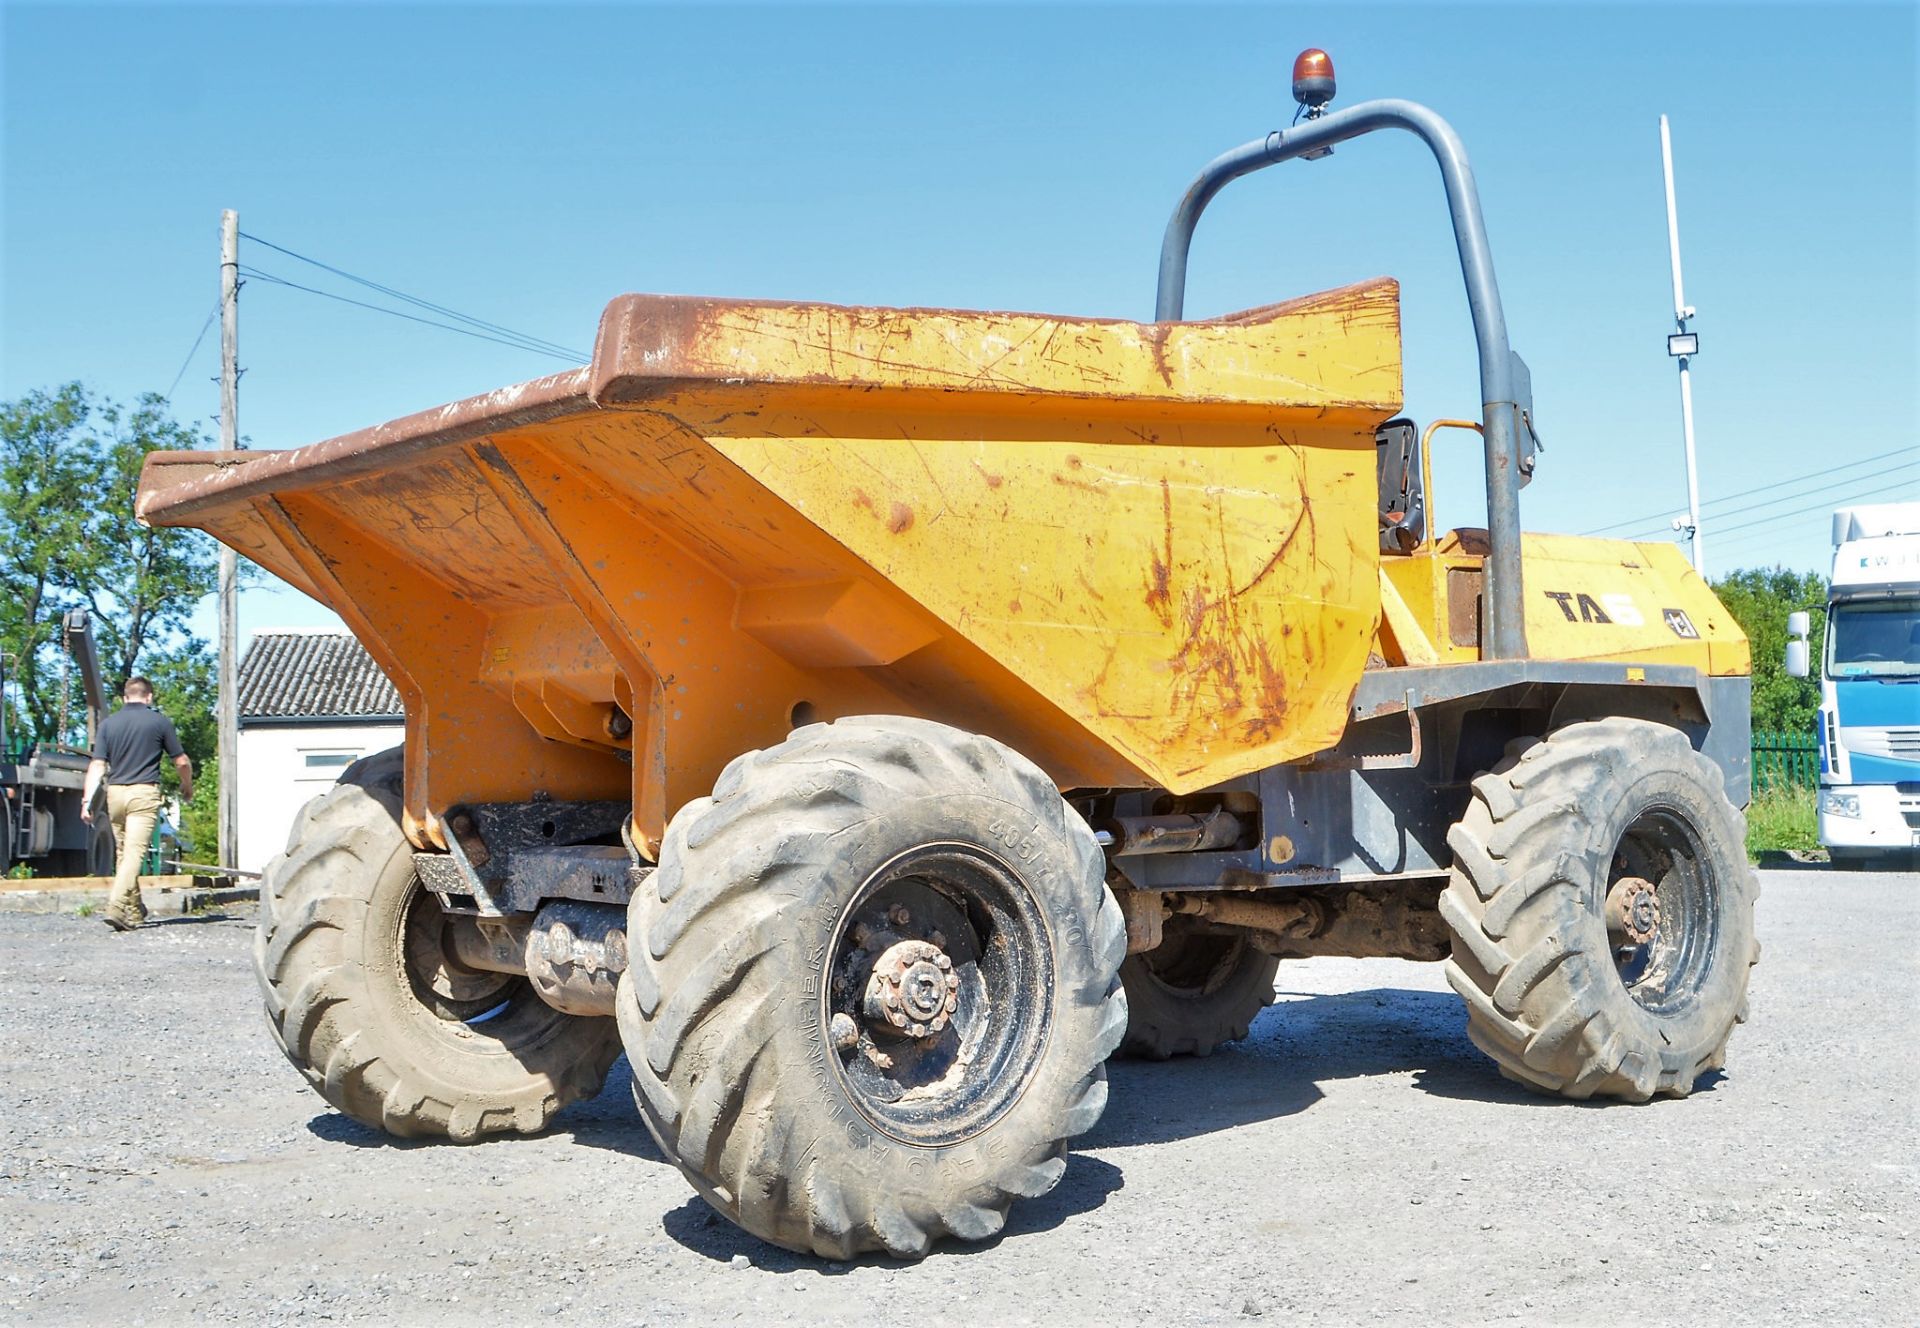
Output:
[1442, 719, 1759, 1101]
[1117, 919, 1277, 1058]
[88, 821, 117, 876]
[617, 716, 1127, 1258]
[255, 747, 621, 1140]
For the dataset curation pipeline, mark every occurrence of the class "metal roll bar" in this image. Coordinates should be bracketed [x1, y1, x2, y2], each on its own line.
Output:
[1156, 99, 1530, 660]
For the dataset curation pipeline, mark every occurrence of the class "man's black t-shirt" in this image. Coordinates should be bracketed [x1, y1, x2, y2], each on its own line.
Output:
[93, 703, 185, 786]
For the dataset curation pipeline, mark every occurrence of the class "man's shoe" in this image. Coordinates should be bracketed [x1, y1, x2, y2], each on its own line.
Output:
[101, 913, 133, 932]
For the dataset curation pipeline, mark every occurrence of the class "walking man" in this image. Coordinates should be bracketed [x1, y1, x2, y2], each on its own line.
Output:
[80, 677, 193, 931]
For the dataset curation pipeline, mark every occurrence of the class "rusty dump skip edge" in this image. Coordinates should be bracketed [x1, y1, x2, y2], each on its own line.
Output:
[137, 282, 1401, 526]
[136, 367, 594, 527]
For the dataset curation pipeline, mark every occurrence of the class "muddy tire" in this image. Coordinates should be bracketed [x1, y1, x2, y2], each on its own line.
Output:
[1117, 920, 1277, 1058]
[616, 716, 1127, 1259]
[255, 747, 621, 1140]
[1442, 719, 1760, 1101]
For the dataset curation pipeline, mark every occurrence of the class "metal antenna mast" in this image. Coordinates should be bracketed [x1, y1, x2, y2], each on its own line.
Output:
[1660, 115, 1705, 576]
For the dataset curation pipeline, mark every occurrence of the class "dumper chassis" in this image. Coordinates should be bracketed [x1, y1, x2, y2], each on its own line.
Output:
[141, 59, 1759, 1260]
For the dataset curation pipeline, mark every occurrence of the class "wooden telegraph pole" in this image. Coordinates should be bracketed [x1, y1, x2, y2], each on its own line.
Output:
[217, 210, 241, 870]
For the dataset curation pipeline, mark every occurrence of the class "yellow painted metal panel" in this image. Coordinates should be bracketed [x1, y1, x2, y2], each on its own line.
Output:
[1517, 534, 1748, 674]
[713, 424, 1382, 789]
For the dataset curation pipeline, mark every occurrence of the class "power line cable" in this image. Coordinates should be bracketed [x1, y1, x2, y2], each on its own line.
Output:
[1578, 445, 1916, 536]
[1609, 459, 1920, 542]
[239, 231, 586, 362]
[240, 267, 586, 363]
[1700, 466, 1920, 544]
[162, 300, 221, 401]
[242, 231, 584, 359]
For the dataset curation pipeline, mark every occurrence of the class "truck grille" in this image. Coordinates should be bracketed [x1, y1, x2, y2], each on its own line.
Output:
[1841, 727, 1920, 761]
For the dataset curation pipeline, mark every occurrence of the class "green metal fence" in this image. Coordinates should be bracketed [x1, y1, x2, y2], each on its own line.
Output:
[1752, 730, 1819, 793]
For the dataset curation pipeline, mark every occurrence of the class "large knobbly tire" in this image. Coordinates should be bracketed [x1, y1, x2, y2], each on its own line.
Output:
[616, 716, 1127, 1259]
[1442, 718, 1760, 1101]
[1117, 920, 1278, 1058]
[255, 747, 621, 1140]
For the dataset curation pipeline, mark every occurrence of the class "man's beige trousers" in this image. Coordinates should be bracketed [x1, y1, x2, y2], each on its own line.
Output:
[105, 784, 163, 924]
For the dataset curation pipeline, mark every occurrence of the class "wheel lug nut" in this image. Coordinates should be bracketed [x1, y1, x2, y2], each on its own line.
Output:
[889, 904, 911, 927]
[829, 1012, 859, 1052]
[933, 953, 951, 970]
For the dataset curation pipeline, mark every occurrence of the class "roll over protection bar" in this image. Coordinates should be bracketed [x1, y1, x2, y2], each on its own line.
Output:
[1156, 98, 1530, 660]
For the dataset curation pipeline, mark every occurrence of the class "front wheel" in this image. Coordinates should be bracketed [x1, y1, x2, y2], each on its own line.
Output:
[1441, 719, 1759, 1101]
[617, 716, 1127, 1259]
[254, 748, 622, 1140]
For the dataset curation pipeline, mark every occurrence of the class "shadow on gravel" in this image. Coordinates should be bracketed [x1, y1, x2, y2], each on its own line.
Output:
[308, 1113, 419, 1148]
[658, 1152, 1125, 1270]
[1089, 985, 1734, 1132]
[1096, 986, 1731, 1114]
[303, 1054, 670, 1156]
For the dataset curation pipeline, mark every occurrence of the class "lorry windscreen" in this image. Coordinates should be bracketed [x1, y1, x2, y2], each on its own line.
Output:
[1829, 597, 1920, 678]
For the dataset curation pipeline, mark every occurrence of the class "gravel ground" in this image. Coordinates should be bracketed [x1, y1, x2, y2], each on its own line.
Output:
[0, 868, 1913, 1326]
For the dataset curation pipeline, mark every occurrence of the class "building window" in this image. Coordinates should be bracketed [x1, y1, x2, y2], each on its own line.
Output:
[302, 751, 356, 769]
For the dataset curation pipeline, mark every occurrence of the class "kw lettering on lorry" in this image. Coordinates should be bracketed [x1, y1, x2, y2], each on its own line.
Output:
[135, 47, 1762, 1261]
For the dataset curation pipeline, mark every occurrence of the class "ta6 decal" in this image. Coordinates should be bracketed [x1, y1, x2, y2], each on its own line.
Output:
[1543, 591, 1643, 626]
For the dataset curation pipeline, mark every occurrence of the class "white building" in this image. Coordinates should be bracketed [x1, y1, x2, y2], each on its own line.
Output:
[237, 631, 403, 875]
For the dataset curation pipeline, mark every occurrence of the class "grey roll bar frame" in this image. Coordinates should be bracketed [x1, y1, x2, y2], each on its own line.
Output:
[1156, 98, 1529, 660]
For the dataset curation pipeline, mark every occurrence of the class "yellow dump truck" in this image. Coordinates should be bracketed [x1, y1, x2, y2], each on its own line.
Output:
[138, 53, 1757, 1259]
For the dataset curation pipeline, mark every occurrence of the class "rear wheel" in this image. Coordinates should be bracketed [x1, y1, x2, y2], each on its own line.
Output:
[1117, 919, 1277, 1058]
[50, 810, 116, 878]
[617, 716, 1127, 1258]
[88, 820, 118, 876]
[1442, 719, 1759, 1101]
[255, 747, 621, 1140]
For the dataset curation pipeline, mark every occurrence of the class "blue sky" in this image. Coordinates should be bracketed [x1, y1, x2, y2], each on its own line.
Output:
[4, 2, 1915, 646]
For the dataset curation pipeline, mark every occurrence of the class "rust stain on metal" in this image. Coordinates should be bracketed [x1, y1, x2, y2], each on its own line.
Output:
[1143, 478, 1174, 625]
[1145, 322, 1176, 387]
[886, 501, 915, 534]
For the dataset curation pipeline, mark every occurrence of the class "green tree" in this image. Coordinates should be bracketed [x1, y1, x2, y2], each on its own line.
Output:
[1, 385, 219, 830]
[1712, 566, 1828, 735]
[0, 385, 94, 744]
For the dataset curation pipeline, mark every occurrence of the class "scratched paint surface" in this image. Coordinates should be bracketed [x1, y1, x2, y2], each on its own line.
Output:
[713, 425, 1380, 786]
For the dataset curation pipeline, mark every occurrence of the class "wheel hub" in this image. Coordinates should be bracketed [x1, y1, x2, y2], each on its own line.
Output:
[1606, 875, 1661, 946]
[862, 938, 960, 1038]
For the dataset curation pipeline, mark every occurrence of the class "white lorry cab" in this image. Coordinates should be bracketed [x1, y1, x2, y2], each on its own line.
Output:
[1787, 501, 1920, 865]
